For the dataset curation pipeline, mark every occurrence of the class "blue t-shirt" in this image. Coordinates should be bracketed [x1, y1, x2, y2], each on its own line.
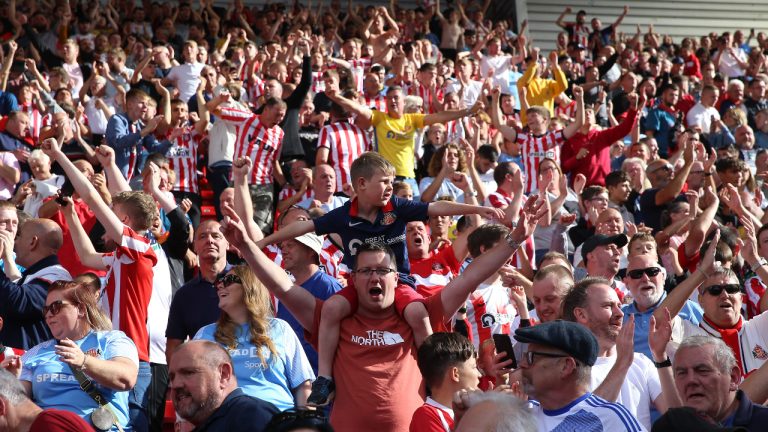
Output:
[277, 270, 341, 373]
[643, 107, 677, 156]
[194, 319, 315, 411]
[20, 330, 139, 431]
[622, 292, 703, 359]
[312, 196, 430, 273]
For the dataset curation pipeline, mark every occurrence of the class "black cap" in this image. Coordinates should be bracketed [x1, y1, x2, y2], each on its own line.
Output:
[568, 42, 587, 50]
[581, 234, 628, 261]
[672, 57, 685, 65]
[514, 320, 599, 366]
[652, 407, 748, 432]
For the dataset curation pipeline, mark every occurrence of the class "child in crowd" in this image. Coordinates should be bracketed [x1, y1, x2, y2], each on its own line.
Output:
[410, 332, 480, 431]
[258, 152, 502, 406]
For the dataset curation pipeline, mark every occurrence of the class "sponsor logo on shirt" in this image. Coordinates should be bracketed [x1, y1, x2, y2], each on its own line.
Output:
[37, 373, 78, 383]
[480, 312, 512, 328]
[350, 330, 405, 346]
[753, 344, 768, 360]
[527, 150, 556, 158]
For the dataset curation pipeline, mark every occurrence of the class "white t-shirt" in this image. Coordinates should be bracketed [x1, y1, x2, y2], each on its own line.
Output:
[530, 392, 646, 431]
[298, 195, 349, 213]
[444, 79, 483, 108]
[480, 55, 514, 94]
[146, 239, 172, 365]
[418, 177, 466, 203]
[686, 103, 720, 132]
[590, 353, 662, 430]
[167, 62, 205, 102]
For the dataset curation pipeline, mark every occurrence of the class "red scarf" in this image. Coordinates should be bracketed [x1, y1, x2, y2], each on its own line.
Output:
[703, 315, 744, 375]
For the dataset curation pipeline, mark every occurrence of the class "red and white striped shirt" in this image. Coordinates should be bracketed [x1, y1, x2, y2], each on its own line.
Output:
[566, 23, 590, 48]
[166, 126, 202, 193]
[363, 93, 387, 111]
[516, 130, 565, 194]
[317, 121, 370, 192]
[445, 119, 464, 143]
[555, 100, 577, 121]
[245, 75, 265, 109]
[21, 104, 43, 143]
[278, 185, 313, 202]
[465, 281, 518, 350]
[348, 58, 372, 92]
[101, 226, 157, 362]
[746, 275, 766, 319]
[410, 244, 460, 297]
[319, 238, 349, 281]
[263, 244, 284, 268]
[310, 71, 326, 94]
[409, 397, 454, 432]
[409, 83, 444, 114]
[220, 107, 284, 185]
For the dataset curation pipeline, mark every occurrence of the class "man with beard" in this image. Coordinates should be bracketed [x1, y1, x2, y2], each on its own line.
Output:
[622, 254, 703, 359]
[514, 320, 644, 431]
[168, 340, 277, 432]
[562, 277, 673, 430]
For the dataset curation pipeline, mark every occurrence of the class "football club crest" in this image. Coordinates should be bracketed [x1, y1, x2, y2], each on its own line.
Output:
[753, 344, 768, 360]
[382, 212, 396, 225]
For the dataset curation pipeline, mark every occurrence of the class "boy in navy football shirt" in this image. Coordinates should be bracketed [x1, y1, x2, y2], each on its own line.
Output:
[258, 152, 503, 406]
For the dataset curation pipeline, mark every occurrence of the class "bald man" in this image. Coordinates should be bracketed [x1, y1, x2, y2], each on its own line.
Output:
[169, 341, 277, 432]
[0, 218, 72, 349]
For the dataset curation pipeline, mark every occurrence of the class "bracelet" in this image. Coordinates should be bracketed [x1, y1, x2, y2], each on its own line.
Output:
[653, 357, 672, 369]
[504, 232, 521, 251]
[466, 189, 478, 197]
[78, 355, 88, 371]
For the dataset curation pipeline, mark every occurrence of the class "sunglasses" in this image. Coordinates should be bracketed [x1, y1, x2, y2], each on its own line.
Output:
[627, 267, 662, 279]
[215, 274, 242, 289]
[42, 300, 76, 317]
[701, 284, 741, 296]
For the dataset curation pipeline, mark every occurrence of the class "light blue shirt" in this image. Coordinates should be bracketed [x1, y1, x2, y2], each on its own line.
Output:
[194, 318, 315, 411]
[20, 330, 138, 431]
[622, 292, 703, 359]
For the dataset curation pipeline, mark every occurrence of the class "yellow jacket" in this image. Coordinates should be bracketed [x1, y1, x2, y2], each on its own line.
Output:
[516, 61, 568, 124]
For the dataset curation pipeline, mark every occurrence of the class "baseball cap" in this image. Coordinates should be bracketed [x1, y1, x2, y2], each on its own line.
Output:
[652, 407, 748, 432]
[514, 320, 599, 366]
[581, 234, 629, 261]
[294, 232, 323, 258]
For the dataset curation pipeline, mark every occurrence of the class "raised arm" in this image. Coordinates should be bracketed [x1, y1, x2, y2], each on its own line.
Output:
[555, 7, 571, 30]
[441, 196, 546, 316]
[221, 203, 317, 329]
[490, 86, 517, 141]
[325, 88, 373, 122]
[233, 157, 264, 242]
[655, 230, 719, 322]
[60, 196, 107, 270]
[562, 85, 585, 139]
[43, 138, 125, 243]
[655, 135, 694, 205]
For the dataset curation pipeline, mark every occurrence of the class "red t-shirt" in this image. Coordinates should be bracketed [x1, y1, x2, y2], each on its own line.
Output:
[409, 397, 454, 432]
[410, 245, 461, 297]
[30, 408, 94, 432]
[306, 295, 448, 431]
[46, 197, 106, 277]
[102, 226, 157, 362]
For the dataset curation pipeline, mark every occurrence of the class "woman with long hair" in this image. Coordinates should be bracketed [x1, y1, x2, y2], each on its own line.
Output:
[419, 142, 474, 203]
[18, 281, 138, 431]
[194, 265, 314, 411]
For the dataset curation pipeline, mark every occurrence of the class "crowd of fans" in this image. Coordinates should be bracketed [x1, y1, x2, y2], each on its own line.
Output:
[1, 0, 768, 431]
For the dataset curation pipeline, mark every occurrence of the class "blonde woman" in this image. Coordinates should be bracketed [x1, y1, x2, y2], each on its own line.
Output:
[18, 281, 138, 431]
[194, 265, 314, 411]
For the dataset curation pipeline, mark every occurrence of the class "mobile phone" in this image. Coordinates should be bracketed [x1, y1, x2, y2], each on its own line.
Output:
[492, 333, 517, 369]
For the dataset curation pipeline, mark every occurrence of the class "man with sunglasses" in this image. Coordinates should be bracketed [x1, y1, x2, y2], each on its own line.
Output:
[622, 254, 703, 360]
[514, 320, 644, 431]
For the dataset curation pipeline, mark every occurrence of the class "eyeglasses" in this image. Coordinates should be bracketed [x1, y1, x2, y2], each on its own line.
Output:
[701, 284, 741, 296]
[524, 351, 570, 365]
[215, 274, 242, 289]
[627, 267, 662, 279]
[42, 300, 76, 317]
[651, 164, 674, 174]
[355, 267, 396, 277]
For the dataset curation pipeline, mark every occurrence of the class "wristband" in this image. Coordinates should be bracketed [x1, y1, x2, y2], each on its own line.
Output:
[504, 232, 521, 251]
[466, 189, 478, 197]
[754, 258, 768, 269]
[653, 357, 671, 369]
